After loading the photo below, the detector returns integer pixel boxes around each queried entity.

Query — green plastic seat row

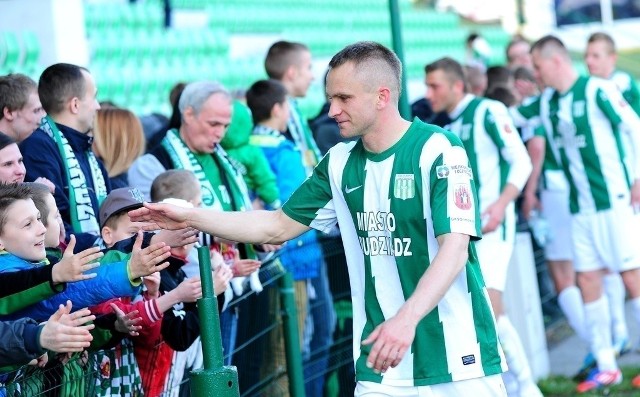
[0,31,40,75]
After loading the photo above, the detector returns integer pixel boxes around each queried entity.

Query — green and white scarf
[287,98,322,176]
[42,116,107,234]
[161,129,252,212]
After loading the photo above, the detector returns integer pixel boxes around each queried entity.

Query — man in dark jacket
[21,63,108,252]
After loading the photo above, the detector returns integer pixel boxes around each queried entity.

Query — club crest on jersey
[454,183,472,210]
[436,165,450,179]
[394,174,415,200]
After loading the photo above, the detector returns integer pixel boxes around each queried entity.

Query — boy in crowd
[94,186,224,396]
[149,170,233,395]
[0,183,171,323]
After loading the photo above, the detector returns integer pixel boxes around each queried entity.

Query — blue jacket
[0,252,139,322]
[250,128,323,280]
[20,123,112,252]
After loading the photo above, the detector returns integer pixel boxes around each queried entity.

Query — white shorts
[540,188,573,261]
[475,211,515,292]
[572,204,640,273]
[355,375,506,397]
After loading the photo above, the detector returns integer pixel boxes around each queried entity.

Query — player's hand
[521,192,540,221]
[128,231,171,279]
[129,203,191,231]
[361,312,416,374]
[631,180,640,211]
[481,200,506,233]
[51,235,102,283]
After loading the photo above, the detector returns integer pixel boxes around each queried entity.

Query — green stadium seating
[0,32,21,74]
[84,0,513,116]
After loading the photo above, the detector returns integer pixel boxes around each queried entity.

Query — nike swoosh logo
[345,185,363,194]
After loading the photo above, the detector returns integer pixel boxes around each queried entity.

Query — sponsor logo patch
[462,355,476,366]
[436,165,450,179]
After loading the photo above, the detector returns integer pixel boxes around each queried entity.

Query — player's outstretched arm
[130,204,309,245]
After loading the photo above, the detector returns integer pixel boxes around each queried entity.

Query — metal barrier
[0,238,356,397]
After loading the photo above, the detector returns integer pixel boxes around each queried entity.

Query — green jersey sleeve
[429,142,482,239]
[282,152,337,233]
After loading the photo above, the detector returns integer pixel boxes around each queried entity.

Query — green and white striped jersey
[282,120,505,386]
[446,94,532,213]
[610,69,640,116]
[511,76,640,214]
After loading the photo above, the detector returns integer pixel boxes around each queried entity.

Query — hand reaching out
[129,203,191,231]
[39,300,95,353]
[213,265,232,296]
[173,278,202,303]
[230,249,261,277]
[128,231,171,279]
[151,227,199,248]
[142,272,161,299]
[110,303,142,336]
[51,235,103,283]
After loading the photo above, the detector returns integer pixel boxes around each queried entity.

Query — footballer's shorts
[540,188,573,261]
[355,374,506,397]
[475,208,515,292]
[572,202,640,273]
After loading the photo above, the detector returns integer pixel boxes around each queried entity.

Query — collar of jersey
[364,119,418,162]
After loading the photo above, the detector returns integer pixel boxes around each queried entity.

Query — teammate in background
[511,35,640,392]
[581,30,636,375]
[425,57,538,397]
[131,41,507,397]
[585,32,640,115]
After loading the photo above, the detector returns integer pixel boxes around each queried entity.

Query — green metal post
[279,272,306,397]
[388,0,410,119]
[189,246,240,397]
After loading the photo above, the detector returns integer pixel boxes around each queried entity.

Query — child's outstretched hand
[142,271,161,299]
[51,235,103,283]
[172,278,202,303]
[213,265,232,297]
[128,231,171,280]
[151,227,199,248]
[39,300,95,353]
[110,303,142,336]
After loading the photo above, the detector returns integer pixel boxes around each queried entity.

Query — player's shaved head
[531,35,571,61]
[328,41,402,102]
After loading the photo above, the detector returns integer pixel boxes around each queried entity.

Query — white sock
[557,286,588,342]
[604,273,628,343]
[584,296,617,371]
[496,316,540,395]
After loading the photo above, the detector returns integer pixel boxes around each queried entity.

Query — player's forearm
[523,137,545,198]
[185,208,302,245]
[396,233,469,326]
